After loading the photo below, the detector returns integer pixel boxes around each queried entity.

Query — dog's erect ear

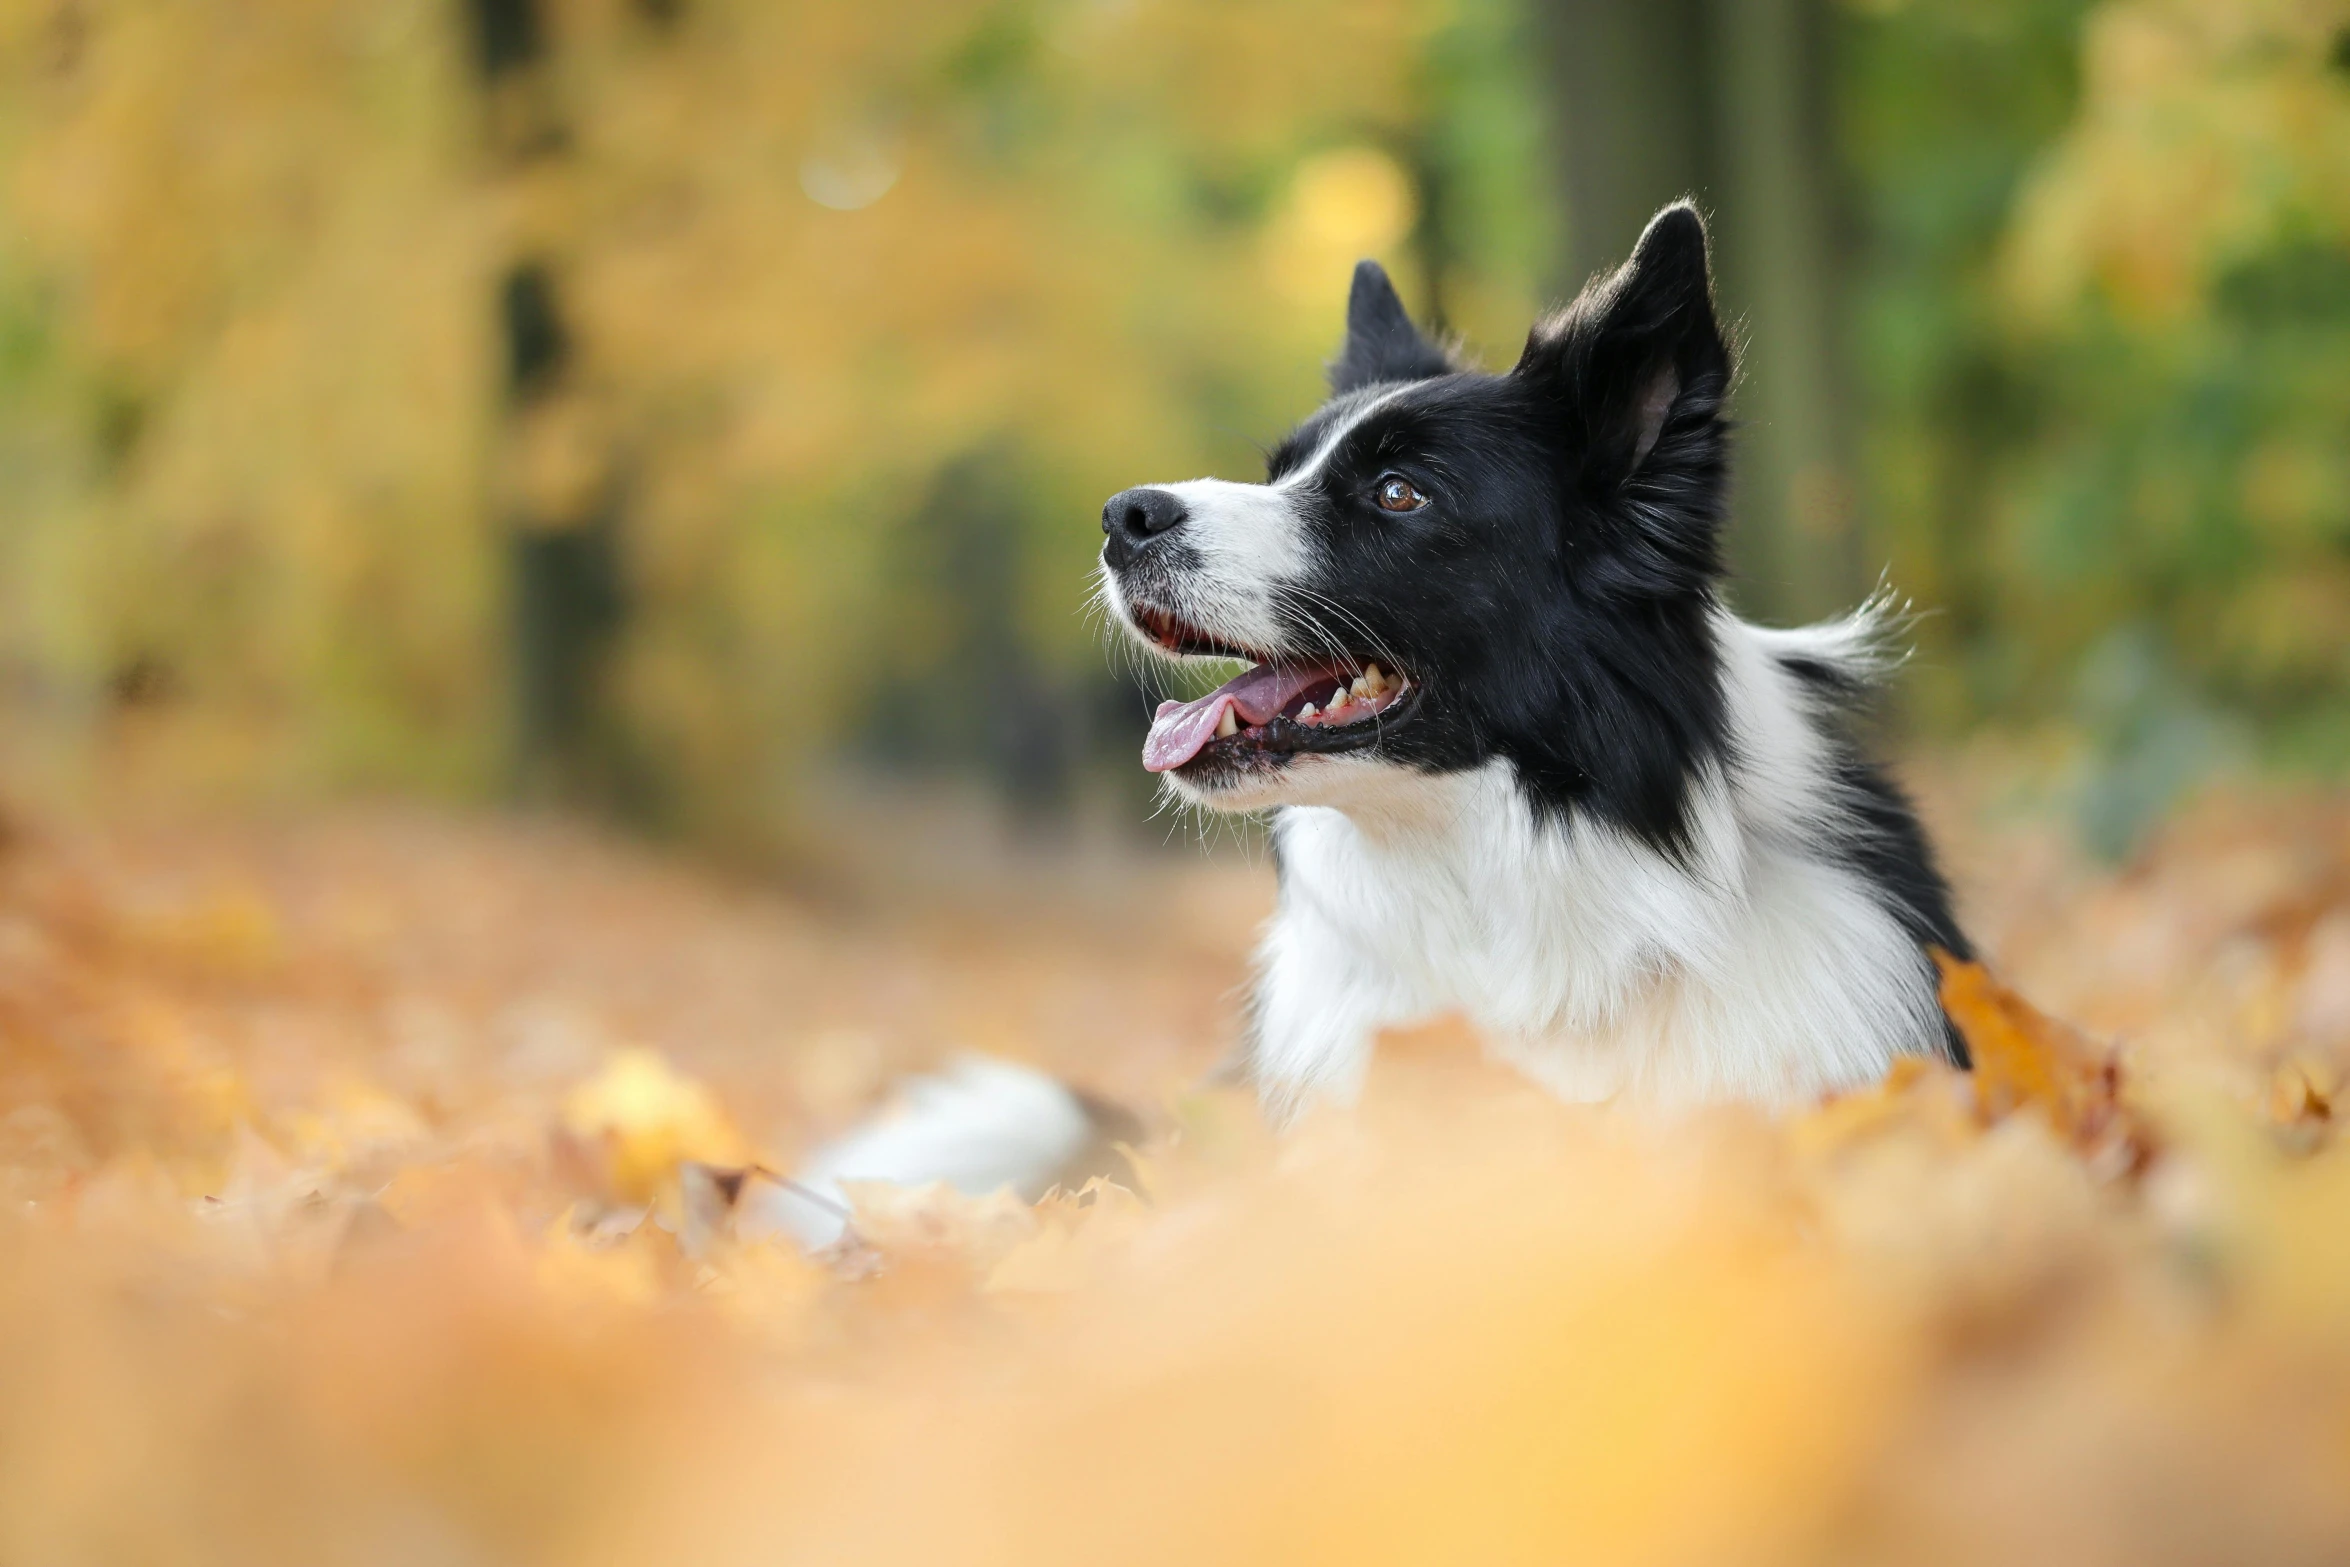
[1512,203,1732,499]
[1329,260,1454,394]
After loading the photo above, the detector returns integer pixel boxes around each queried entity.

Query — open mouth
[1128,605,1417,775]
[1129,603,1263,662]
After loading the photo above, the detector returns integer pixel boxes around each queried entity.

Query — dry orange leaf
[1934,949,2152,1177]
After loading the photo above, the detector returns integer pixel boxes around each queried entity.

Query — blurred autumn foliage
[0,0,2339,846]
[0,0,1550,838]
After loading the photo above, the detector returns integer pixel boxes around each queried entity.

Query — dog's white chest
[1252,761,1941,1115]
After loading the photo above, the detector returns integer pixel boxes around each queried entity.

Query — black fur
[1827,754,1976,1067]
[1329,261,1460,393]
[1778,643,1976,1059]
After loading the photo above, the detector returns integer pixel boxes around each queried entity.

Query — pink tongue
[1143,662,1340,773]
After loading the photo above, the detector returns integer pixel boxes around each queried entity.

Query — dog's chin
[1161,750,1316,813]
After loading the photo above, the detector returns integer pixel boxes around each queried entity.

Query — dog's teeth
[1365,664,1387,694]
[1297,702,1318,722]
[1216,708,1238,738]
[1350,675,1371,700]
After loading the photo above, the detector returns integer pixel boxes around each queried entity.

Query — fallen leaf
[1935,950,2154,1178]
[559,1048,748,1204]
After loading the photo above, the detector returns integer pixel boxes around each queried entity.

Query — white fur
[773,1056,1096,1249]
[1270,384,1415,494]
[1246,603,1944,1120]
[1140,477,1312,652]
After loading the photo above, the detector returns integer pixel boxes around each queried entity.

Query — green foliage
[1850,0,2350,769]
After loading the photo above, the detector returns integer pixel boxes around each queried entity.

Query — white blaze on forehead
[1273,383,1416,493]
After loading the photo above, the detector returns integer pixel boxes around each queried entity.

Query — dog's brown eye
[1375,475,1427,513]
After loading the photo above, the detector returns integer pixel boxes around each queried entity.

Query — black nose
[1100,487,1187,568]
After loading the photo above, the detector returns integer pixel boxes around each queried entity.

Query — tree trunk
[1534,0,1861,623]
[1537,0,1713,288]
[467,0,638,812]
[1707,0,1861,621]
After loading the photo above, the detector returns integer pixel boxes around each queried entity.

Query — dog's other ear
[1329,260,1454,394]
[1513,202,1732,502]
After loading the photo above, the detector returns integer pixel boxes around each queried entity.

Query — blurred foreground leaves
[3,787,2350,1562]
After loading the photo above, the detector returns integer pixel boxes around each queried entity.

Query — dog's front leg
[1244,902,1425,1126]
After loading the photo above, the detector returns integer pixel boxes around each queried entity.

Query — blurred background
[8,9,2350,1560]
[1,0,2343,864]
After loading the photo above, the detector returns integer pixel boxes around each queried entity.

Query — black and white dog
[775,205,1971,1245]
[1099,202,1970,1119]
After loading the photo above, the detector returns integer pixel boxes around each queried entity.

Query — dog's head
[1099,203,1734,844]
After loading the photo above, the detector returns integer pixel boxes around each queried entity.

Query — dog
[776,204,1971,1245]
[1097,202,1970,1121]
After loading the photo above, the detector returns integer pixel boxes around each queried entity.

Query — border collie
[1097,202,1971,1121]
[774,204,1973,1245]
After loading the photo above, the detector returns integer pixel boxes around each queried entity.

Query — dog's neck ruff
[1247,606,1951,1119]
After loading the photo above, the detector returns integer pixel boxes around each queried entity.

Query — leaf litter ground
[3,780,2350,1565]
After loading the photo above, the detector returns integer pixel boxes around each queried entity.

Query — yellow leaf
[559,1048,748,1204]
